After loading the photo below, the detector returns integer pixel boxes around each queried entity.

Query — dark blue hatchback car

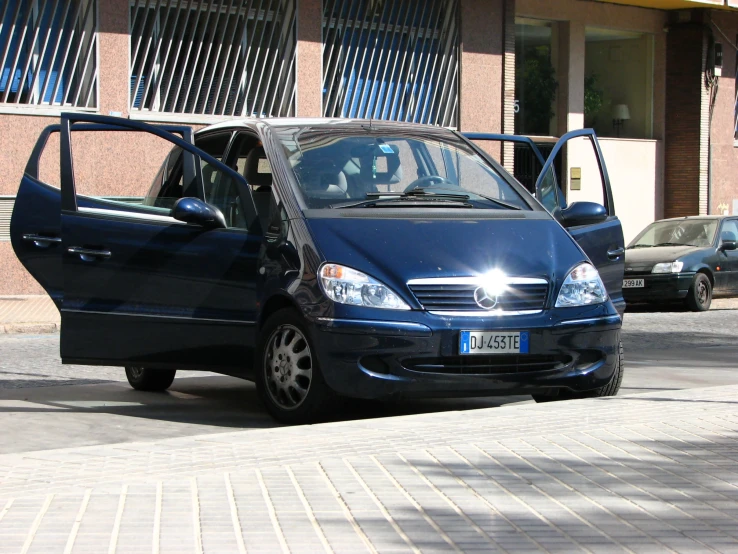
[11,114,625,423]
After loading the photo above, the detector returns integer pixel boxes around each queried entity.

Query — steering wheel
[403,175,456,193]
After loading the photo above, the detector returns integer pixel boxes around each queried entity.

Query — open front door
[57,114,261,372]
[535,129,625,315]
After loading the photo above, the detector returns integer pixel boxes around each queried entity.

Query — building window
[129,0,296,117]
[0,0,97,108]
[322,0,459,127]
[515,18,559,137]
[584,27,654,139]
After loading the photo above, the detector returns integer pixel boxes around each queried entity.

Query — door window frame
[59,113,258,229]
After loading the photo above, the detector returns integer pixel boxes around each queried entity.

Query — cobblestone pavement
[0,385,737,553]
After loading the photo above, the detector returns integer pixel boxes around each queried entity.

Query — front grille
[409,283,549,312]
[403,354,572,375]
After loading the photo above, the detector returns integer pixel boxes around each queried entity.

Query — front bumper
[623,272,694,303]
[308,308,621,400]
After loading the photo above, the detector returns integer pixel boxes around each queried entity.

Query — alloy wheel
[264,324,313,410]
[128,366,145,380]
[696,280,708,306]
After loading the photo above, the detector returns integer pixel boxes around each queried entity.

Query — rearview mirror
[171,197,226,229]
[559,201,608,228]
[721,240,738,252]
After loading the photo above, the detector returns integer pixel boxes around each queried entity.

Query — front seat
[244,147,273,231]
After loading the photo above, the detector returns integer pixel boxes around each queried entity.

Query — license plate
[460,331,529,355]
[623,279,645,288]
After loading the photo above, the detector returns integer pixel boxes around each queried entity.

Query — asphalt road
[0,305,737,455]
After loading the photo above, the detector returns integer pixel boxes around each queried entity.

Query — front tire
[125,367,176,391]
[533,341,624,402]
[685,273,711,312]
[256,309,331,424]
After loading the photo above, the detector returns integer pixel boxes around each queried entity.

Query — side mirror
[559,201,608,228]
[721,240,738,252]
[171,197,226,229]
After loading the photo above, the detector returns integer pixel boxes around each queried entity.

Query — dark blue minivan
[11,114,625,423]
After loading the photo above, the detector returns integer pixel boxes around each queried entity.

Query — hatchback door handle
[23,234,61,248]
[607,247,625,260]
[67,246,111,261]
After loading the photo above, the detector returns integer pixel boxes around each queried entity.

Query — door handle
[607,247,625,260]
[23,234,62,248]
[67,246,111,261]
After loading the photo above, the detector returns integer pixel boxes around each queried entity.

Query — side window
[210,131,267,230]
[142,132,231,212]
[722,220,738,242]
[71,130,195,215]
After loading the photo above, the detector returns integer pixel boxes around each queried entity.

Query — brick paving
[0,385,736,553]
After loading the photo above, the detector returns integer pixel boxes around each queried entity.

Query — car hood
[305,214,586,294]
[625,245,708,269]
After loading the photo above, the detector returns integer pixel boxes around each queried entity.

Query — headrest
[244,147,272,187]
[300,163,348,198]
[722,231,737,242]
[357,143,403,185]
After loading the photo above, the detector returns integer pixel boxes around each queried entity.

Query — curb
[0,322,60,334]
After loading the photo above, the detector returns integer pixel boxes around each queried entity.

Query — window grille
[0,0,97,108]
[130,0,296,117]
[322,0,459,127]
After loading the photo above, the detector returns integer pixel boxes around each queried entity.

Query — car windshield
[273,125,529,211]
[629,219,718,248]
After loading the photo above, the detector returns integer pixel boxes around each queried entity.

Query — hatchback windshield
[274,126,529,210]
[629,219,718,248]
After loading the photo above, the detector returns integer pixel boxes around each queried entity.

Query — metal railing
[0,0,98,108]
[322,0,459,127]
[129,0,296,118]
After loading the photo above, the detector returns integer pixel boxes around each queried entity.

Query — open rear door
[536,129,625,315]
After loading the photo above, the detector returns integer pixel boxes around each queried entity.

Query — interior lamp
[612,104,630,137]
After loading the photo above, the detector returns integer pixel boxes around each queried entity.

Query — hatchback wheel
[256,309,331,424]
[685,273,711,312]
[125,367,176,391]
[533,341,624,402]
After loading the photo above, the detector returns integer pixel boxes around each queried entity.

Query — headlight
[319,263,410,310]
[651,261,684,274]
[555,263,608,307]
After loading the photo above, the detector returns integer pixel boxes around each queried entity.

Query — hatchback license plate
[460,331,529,355]
[623,279,645,288]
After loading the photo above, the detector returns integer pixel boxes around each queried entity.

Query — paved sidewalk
[0,296,59,334]
[0,385,737,553]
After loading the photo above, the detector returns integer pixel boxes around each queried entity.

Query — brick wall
[664,22,706,218]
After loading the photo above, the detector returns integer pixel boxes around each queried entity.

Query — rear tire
[533,341,624,402]
[685,273,712,312]
[256,308,332,424]
[125,367,176,392]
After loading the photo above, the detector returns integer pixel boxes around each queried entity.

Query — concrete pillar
[296,0,323,117]
[98,0,130,116]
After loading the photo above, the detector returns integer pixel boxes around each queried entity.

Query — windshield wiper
[331,189,471,209]
[331,196,472,209]
[652,242,697,247]
[365,190,471,201]
[630,244,652,249]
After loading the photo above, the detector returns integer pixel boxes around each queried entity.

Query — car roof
[198,117,457,134]
[653,215,730,223]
